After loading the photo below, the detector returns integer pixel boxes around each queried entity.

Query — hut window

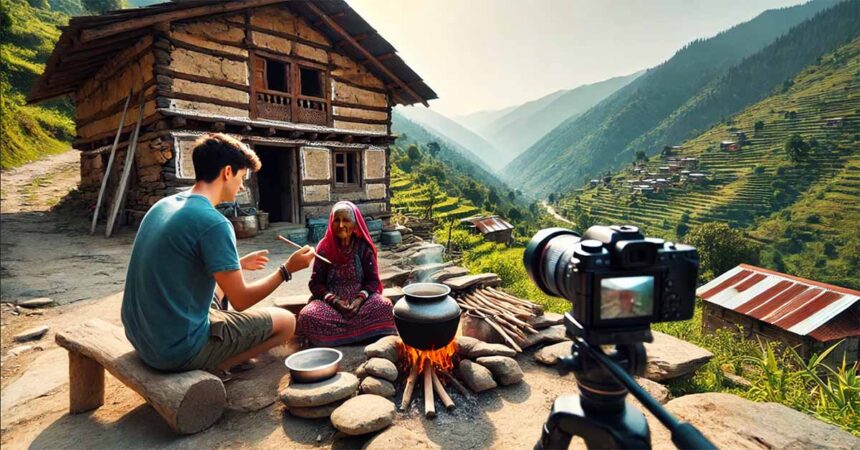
[300,67,323,98]
[265,59,289,93]
[333,151,360,187]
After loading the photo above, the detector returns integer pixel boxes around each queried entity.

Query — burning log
[431,369,455,411]
[423,360,436,418]
[399,363,420,411]
[440,370,472,398]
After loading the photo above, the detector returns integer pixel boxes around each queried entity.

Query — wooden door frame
[251,143,302,224]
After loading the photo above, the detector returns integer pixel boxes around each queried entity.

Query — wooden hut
[460,216,514,244]
[697,264,859,367]
[720,141,740,151]
[28,0,436,230]
[823,117,844,128]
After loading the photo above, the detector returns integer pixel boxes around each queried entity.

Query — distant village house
[28,0,436,231]
[823,117,844,128]
[460,216,514,245]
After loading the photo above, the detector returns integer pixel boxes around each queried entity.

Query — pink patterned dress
[297,239,396,346]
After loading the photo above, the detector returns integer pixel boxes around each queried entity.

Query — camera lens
[524,228,581,298]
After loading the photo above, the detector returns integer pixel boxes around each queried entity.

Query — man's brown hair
[191,133,261,182]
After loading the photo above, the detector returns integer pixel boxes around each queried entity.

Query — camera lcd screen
[599,276,655,320]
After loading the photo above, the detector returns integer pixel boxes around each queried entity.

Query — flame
[398,340,458,374]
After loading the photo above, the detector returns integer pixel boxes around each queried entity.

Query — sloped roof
[462,216,513,234]
[696,264,860,342]
[28,0,437,106]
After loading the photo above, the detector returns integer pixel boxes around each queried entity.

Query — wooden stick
[91,87,132,235]
[484,287,541,311]
[472,309,523,352]
[399,363,420,411]
[423,361,436,418]
[430,369,455,411]
[276,235,333,265]
[440,370,472,398]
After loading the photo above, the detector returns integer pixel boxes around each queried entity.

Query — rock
[458,360,497,392]
[279,372,359,408]
[535,341,573,366]
[462,341,516,358]
[722,372,752,389]
[7,345,33,357]
[0,349,67,414]
[665,393,860,449]
[475,356,523,385]
[331,395,395,435]
[360,376,396,397]
[13,326,49,342]
[455,336,481,356]
[363,425,442,450]
[518,330,546,349]
[443,273,502,291]
[16,298,53,309]
[429,266,470,283]
[380,267,409,288]
[364,358,398,382]
[288,399,346,419]
[539,325,568,343]
[410,262,453,282]
[382,287,405,302]
[530,312,564,330]
[355,362,368,378]
[644,331,713,381]
[635,377,669,404]
[364,335,401,363]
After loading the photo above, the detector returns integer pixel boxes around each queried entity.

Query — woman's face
[333,210,355,242]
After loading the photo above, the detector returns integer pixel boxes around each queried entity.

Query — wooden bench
[55,319,226,434]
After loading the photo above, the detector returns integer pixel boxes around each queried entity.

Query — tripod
[535,314,716,450]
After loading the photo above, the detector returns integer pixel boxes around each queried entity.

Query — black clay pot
[393,283,461,350]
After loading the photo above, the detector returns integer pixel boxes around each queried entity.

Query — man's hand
[240,249,270,271]
[286,246,315,273]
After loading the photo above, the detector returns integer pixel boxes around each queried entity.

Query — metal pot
[393,283,461,350]
[229,215,258,239]
[285,348,342,383]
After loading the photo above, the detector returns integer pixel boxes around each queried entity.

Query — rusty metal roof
[697,264,860,342]
[463,216,513,235]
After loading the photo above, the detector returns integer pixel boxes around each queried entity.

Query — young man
[121,133,315,374]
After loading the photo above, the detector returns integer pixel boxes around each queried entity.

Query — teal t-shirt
[121,192,239,370]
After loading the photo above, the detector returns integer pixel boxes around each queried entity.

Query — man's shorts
[178,308,274,372]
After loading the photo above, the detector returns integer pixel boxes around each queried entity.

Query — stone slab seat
[54,319,226,435]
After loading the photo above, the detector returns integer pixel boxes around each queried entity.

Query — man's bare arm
[213,246,315,311]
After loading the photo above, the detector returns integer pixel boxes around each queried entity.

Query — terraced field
[560,38,860,243]
[389,166,482,221]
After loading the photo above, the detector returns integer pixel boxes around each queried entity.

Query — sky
[347,0,810,117]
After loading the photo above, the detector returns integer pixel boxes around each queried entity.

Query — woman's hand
[240,249,269,270]
[332,296,351,317]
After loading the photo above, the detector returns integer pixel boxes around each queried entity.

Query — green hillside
[505,0,851,195]
[390,166,482,222]
[557,37,860,289]
[1,0,74,169]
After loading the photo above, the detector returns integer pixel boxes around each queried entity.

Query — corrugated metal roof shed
[462,216,513,235]
[697,264,860,342]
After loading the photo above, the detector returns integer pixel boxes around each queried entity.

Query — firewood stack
[454,287,545,352]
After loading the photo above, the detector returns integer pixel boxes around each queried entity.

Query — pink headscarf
[315,201,382,293]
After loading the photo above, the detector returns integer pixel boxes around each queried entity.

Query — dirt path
[541,201,575,226]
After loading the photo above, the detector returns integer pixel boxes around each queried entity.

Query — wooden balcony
[254,89,328,126]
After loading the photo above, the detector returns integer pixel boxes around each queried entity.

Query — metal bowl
[285,348,343,383]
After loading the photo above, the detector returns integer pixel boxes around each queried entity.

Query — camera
[524,225,698,344]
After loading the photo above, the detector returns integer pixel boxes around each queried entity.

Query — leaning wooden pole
[105,89,145,238]
[399,363,420,411]
[423,361,436,418]
[91,88,133,235]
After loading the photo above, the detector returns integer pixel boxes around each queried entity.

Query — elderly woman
[296,201,397,346]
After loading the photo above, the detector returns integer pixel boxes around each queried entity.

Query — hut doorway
[255,145,299,224]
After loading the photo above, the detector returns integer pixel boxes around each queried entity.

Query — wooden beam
[312,11,344,27]
[357,52,395,63]
[304,2,427,107]
[80,0,289,43]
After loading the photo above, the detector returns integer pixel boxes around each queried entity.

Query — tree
[784,133,809,162]
[507,191,516,201]
[635,150,647,162]
[508,207,523,222]
[754,120,765,132]
[548,193,557,204]
[685,222,760,282]
[488,188,500,205]
[82,0,123,14]
[407,144,422,161]
[424,182,441,219]
[427,142,441,158]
